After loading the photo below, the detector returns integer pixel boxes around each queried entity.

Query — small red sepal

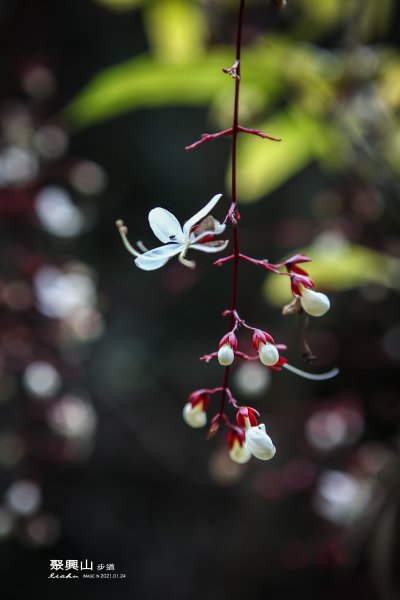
[236,406,260,428]
[290,273,314,297]
[269,356,287,371]
[227,427,246,449]
[280,254,312,268]
[207,415,220,439]
[218,332,238,350]
[252,329,274,351]
[188,389,210,409]
[290,264,310,277]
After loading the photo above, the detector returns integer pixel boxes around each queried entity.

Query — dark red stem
[219,0,245,417]
[237,126,281,142]
[185,128,233,151]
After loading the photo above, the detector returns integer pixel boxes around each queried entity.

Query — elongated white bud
[182,402,207,428]
[229,439,252,464]
[300,288,330,317]
[218,343,234,366]
[245,424,276,461]
[258,342,279,367]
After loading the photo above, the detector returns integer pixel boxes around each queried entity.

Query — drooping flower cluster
[182,390,276,464]
[184,268,336,463]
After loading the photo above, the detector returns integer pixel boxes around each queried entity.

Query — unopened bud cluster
[183,392,277,464]
[183,253,335,465]
[215,328,282,369]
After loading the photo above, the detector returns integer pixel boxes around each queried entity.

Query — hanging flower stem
[218,0,246,418]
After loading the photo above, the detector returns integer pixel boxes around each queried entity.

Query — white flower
[245,424,276,461]
[117,194,228,271]
[182,402,207,428]
[229,439,252,464]
[258,342,279,367]
[300,287,330,317]
[218,343,235,366]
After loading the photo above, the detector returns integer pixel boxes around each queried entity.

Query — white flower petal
[135,257,169,271]
[148,208,184,244]
[218,343,234,366]
[191,240,229,253]
[134,244,182,271]
[229,440,252,464]
[245,424,276,461]
[300,288,330,317]
[183,194,223,236]
[259,342,279,367]
[213,222,226,235]
[182,403,207,428]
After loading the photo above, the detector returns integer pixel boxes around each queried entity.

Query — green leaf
[263,240,400,307]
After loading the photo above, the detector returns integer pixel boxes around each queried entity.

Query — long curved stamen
[283,363,339,381]
[179,240,195,269]
[136,240,149,253]
[116,220,141,257]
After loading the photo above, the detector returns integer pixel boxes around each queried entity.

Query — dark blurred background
[0,0,400,598]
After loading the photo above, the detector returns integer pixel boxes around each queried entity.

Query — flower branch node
[185,126,281,152]
[185,129,233,151]
[222,59,240,80]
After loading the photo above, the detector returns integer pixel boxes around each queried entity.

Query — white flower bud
[218,343,234,366]
[300,288,330,317]
[258,342,279,366]
[245,424,276,461]
[229,439,252,464]
[182,402,207,428]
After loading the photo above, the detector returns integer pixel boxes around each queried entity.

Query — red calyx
[227,427,246,449]
[252,329,274,351]
[277,254,315,297]
[188,389,210,409]
[236,406,260,428]
[290,273,314,297]
[218,332,238,350]
[269,356,288,371]
[280,254,312,269]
